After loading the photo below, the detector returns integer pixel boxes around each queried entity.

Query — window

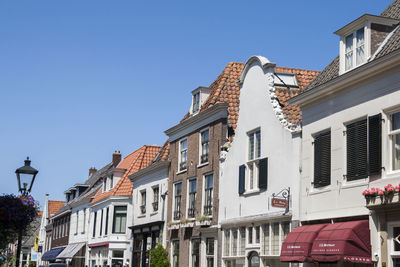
[110,174,114,189]
[344,28,365,71]
[112,206,127,234]
[93,212,97,238]
[242,129,268,193]
[390,226,400,267]
[204,174,213,216]
[75,211,79,234]
[140,190,146,214]
[100,209,103,236]
[152,187,159,212]
[174,183,182,220]
[200,129,209,164]
[232,229,238,256]
[239,228,246,256]
[206,238,214,267]
[172,240,179,267]
[346,114,381,181]
[263,224,270,255]
[191,239,200,267]
[188,179,197,218]
[105,207,109,235]
[255,226,260,244]
[224,230,230,256]
[281,222,290,246]
[192,92,200,114]
[82,208,86,233]
[271,223,280,255]
[313,130,331,188]
[179,139,188,171]
[390,112,400,170]
[248,227,253,244]
[103,178,107,192]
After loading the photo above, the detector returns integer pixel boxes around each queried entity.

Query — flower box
[180,222,194,228]
[366,192,400,207]
[195,220,211,226]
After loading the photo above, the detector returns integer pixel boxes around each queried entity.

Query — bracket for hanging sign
[271,187,290,214]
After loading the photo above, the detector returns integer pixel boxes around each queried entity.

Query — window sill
[150,211,158,216]
[137,214,146,218]
[243,189,260,196]
[197,162,209,168]
[309,186,331,195]
[342,178,369,189]
[176,169,187,175]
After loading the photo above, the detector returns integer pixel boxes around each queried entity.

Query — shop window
[232,229,238,256]
[206,238,214,267]
[224,230,230,256]
[239,227,246,256]
[263,224,270,255]
[271,223,280,255]
[172,240,179,267]
[191,239,200,267]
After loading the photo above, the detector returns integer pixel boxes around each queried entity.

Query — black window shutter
[314,131,331,187]
[258,157,268,190]
[347,119,368,181]
[239,165,245,195]
[368,113,382,175]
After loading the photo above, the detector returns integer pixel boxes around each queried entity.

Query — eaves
[289,48,400,107]
[129,160,170,183]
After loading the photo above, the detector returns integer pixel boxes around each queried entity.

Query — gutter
[289,48,400,106]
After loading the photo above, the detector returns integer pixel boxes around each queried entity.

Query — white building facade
[219,56,315,267]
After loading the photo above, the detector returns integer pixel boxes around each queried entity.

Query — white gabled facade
[130,159,169,267]
[218,56,302,267]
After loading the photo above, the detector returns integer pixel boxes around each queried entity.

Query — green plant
[180,218,190,224]
[149,243,170,267]
[196,215,211,222]
[29,260,37,267]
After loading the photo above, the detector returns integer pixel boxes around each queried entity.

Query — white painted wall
[132,166,169,247]
[299,65,400,264]
[219,56,301,223]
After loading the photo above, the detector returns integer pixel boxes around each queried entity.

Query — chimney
[89,167,97,178]
[113,151,122,167]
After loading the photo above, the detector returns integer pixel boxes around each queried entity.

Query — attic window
[345,28,365,71]
[192,92,200,114]
[273,73,298,87]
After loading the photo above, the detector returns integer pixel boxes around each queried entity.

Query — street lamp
[15,157,38,194]
[15,157,39,267]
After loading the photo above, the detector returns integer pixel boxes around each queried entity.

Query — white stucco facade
[218,56,301,267]
[298,60,400,267]
[89,196,133,267]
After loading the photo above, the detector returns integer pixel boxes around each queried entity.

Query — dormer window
[192,92,200,114]
[190,87,212,115]
[336,14,399,74]
[344,28,365,71]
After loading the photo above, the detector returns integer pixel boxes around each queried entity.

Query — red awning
[311,220,372,264]
[88,242,109,248]
[280,223,328,262]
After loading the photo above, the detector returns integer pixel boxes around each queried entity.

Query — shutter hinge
[343,130,347,136]
[342,174,347,180]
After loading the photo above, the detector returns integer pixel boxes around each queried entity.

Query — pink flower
[378,190,384,196]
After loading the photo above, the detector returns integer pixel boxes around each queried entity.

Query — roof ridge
[275,66,321,72]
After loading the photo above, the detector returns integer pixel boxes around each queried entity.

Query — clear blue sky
[0,0,393,207]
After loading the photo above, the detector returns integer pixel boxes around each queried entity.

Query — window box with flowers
[363,184,400,207]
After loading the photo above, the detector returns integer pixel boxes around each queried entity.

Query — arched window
[248,251,260,267]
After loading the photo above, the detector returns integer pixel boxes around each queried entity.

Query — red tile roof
[48,200,66,219]
[181,62,244,131]
[91,145,161,203]
[274,67,320,124]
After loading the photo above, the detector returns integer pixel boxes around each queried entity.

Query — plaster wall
[219,58,301,224]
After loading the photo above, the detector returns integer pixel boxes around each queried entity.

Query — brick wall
[167,117,227,266]
[51,213,70,248]
[371,23,394,56]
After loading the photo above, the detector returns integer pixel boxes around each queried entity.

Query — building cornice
[129,160,170,183]
[289,48,400,107]
[164,103,228,142]
[90,195,131,208]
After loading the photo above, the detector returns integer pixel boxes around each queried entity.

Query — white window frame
[260,221,290,256]
[388,223,400,267]
[187,178,197,219]
[173,182,182,221]
[202,173,214,217]
[152,185,159,212]
[140,190,146,214]
[178,138,188,172]
[192,92,200,114]
[75,211,79,235]
[388,110,400,173]
[82,208,86,234]
[246,128,261,193]
[199,128,210,166]
[171,239,180,267]
[189,238,201,267]
[339,23,370,74]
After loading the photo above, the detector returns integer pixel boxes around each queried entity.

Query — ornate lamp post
[15,157,38,267]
